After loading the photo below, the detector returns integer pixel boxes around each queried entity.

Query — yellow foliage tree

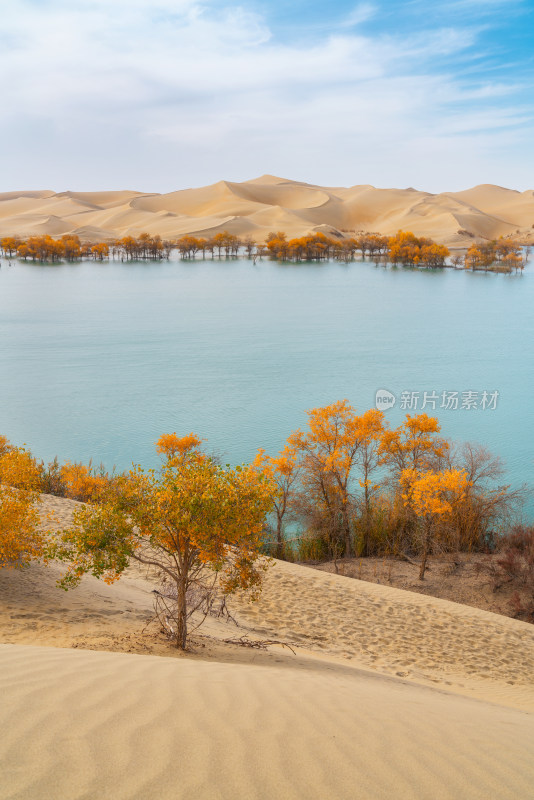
[379,414,449,552]
[1,237,21,258]
[0,442,43,569]
[400,468,470,579]
[54,435,276,649]
[388,231,449,267]
[289,400,364,557]
[91,243,109,261]
[254,444,301,558]
[354,409,386,555]
[379,413,448,475]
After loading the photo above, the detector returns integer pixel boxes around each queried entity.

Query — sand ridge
[1,176,533,246]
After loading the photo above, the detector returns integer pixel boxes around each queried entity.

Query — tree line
[0,232,240,262]
[1,231,528,271]
[1,234,111,262]
[253,402,524,571]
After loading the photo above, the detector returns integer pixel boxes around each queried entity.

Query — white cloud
[343,3,377,27]
[0,0,531,192]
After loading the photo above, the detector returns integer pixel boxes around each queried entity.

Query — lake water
[1,255,533,518]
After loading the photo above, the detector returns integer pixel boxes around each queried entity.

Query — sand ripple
[1,643,534,800]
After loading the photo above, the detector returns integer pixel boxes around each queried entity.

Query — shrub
[39,456,68,496]
[491,525,534,621]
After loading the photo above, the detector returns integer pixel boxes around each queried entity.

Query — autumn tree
[0,440,43,569]
[464,242,499,270]
[267,232,343,262]
[387,231,422,265]
[289,400,364,558]
[137,232,152,258]
[279,403,387,559]
[115,236,139,260]
[91,243,109,261]
[1,237,21,258]
[266,231,289,260]
[420,243,450,268]
[61,235,82,261]
[16,243,31,260]
[242,237,256,258]
[212,231,240,257]
[379,414,448,476]
[495,238,515,262]
[356,234,389,262]
[353,409,386,555]
[493,239,524,272]
[200,238,213,258]
[464,244,483,270]
[502,251,523,272]
[444,443,524,552]
[379,414,449,553]
[400,468,469,579]
[212,232,225,257]
[254,444,300,558]
[388,231,449,267]
[176,235,203,259]
[54,434,275,649]
[339,237,359,261]
[15,235,64,262]
[354,234,370,260]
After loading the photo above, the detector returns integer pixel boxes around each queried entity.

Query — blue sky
[0,0,532,192]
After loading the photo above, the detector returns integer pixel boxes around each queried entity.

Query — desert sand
[1,177,533,247]
[313,552,528,621]
[1,494,534,799]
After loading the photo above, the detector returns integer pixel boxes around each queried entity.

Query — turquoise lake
[1,255,533,517]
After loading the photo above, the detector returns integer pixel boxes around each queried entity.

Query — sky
[1,0,533,193]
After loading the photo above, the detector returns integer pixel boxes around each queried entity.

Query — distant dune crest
[1,176,533,246]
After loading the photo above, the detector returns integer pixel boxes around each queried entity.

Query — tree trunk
[419,524,431,580]
[362,514,370,558]
[276,517,284,560]
[175,577,188,650]
[362,483,371,557]
[342,506,353,559]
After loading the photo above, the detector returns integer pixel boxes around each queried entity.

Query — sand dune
[447,185,534,228]
[1,494,534,798]
[1,176,533,246]
[2,643,534,800]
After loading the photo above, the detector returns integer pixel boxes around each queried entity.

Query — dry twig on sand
[222,635,296,655]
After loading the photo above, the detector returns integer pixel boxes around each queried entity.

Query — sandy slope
[1,494,534,799]
[1,176,533,246]
[2,643,534,800]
